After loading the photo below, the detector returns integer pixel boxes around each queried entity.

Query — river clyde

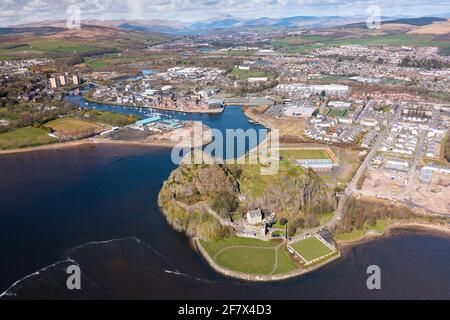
[0,99,449,299]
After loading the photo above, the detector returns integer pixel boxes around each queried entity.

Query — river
[0,97,449,299]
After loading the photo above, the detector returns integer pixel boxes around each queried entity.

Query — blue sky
[0,0,449,26]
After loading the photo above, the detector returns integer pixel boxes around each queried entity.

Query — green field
[280,148,331,160]
[0,40,99,56]
[0,126,56,149]
[200,237,298,275]
[327,109,348,118]
[45,117,102,137]
[89,111,139,126]
[290,236,334,263]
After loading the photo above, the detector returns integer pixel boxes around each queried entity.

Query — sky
[0,0,449,26]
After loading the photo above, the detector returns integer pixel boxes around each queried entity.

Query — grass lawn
[334,229,365,241]
[0,126,56,149]
[273,247,298,275]
[90,111,139,126]
[290,236,334,262]
[200,237,298,275]
[280,148,331,160]
[215,246,276,274]
[45,117,102,137]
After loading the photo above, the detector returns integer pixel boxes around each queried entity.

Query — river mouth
[1,98,449,299]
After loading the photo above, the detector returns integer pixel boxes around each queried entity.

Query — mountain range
[10,14,450,34]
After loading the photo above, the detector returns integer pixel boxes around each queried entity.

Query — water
[0,98,449,299]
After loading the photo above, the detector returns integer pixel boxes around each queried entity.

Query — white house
[246,209,263,225]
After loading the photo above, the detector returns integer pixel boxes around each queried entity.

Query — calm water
[0,99,449,299]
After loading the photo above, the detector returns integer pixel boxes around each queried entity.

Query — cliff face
[159,163,240,206]
[158,162,239,241]
[244,168,333,218]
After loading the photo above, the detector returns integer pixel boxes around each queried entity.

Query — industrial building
[296,159,335,171]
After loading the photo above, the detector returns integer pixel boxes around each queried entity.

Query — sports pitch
[290,236,335,263]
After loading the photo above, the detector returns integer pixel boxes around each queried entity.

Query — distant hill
[344,17,447,29]
[382,17,447,26]
[116,15,374,34]
[8,15,448,35]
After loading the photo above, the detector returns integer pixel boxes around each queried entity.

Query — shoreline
[194,238,342,282]
[337,221,450,248]
[83,95,225,114]
[0,122,213,156]
[192,221,450,282]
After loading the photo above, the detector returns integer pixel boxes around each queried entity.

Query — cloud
[0,0,449,26]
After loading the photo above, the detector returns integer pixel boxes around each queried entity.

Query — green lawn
[215,246,276,274]
[290,236,334,262]
[334,229,365,241]
[280,148,331,160]
[0,126,56,149]
[90,111,139,126]
[200,237,298,275]
[273,247,298,275]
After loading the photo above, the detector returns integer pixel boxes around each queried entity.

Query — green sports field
[290,236,335,263]
[327,109,348,118]
[280,148,331,160]
[200,237,298,275]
